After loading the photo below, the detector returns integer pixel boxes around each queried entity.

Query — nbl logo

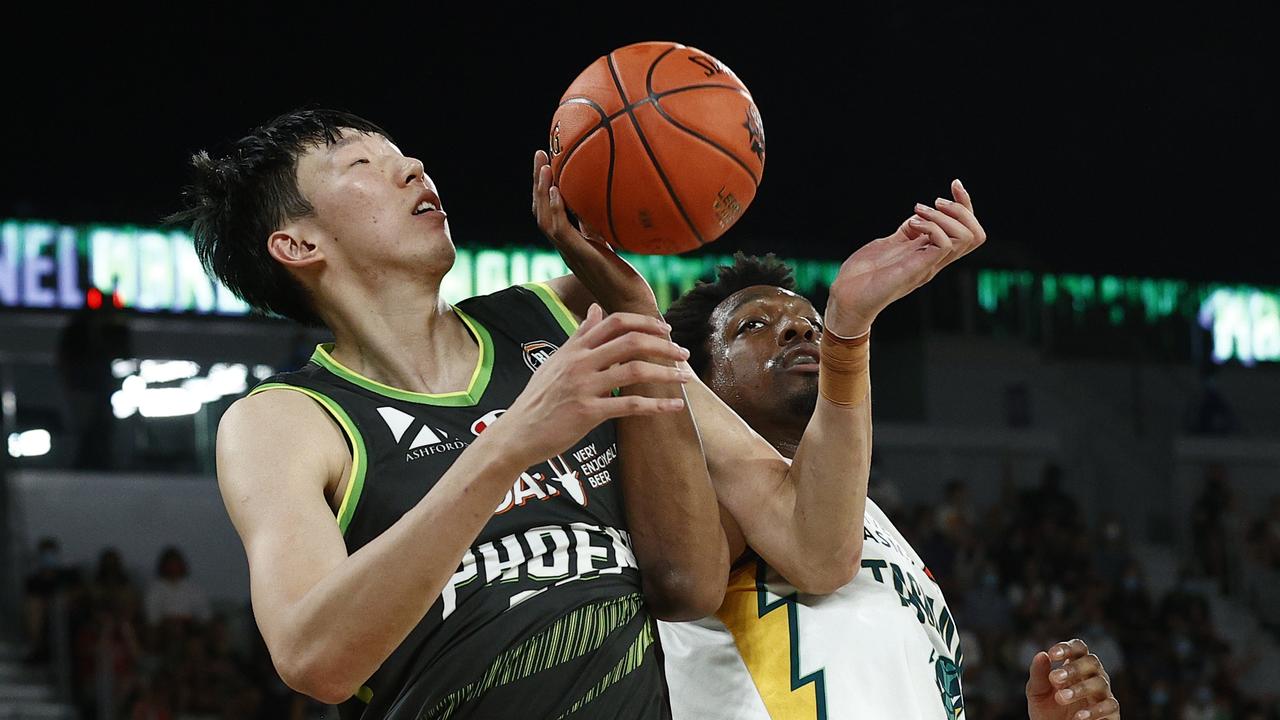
[522,340,559,373]
[743,105,765,163]
[550,121,563,157]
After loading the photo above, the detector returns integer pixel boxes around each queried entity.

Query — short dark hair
[156,546,188,579]
[165,108,392,325]
[665,252,798,377]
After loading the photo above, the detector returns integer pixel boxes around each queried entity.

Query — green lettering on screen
[0,219,841,318]
[978,269,1280,365]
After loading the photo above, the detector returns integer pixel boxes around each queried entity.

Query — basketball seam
[555,98,607,172]
[552,96,620,245]
[606,50,706,247]
[558,84,753,132]
[650,101,760,188]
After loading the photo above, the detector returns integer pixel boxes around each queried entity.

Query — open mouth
[410,190,446,218]
[779,344,820,372]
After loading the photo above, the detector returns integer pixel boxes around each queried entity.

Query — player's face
[294,129,454,280]
[704,285,822,430]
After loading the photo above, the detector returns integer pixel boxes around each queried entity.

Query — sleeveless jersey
[657,498,965,720]
[250,283,668,720]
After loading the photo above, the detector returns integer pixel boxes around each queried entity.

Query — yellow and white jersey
[657,498,965,720]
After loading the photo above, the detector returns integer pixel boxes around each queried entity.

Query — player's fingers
[590,331,690,370]
[578,311,674,349]
[913,203,973,250]
[564,303,604,342]
[1049,654,1106,688]
[532,149,548,191]
[951,178,974,214]
[1048,639,1089,663]
[931,197,986,256]
[907,216,954,255]
[593,360,694,394]
[892,215,924,242]
[1026,651,1054,697]
[532,150,549,216]
[1056,675,1112,706]
[1073,696,1121,720]
[592,394,686,420]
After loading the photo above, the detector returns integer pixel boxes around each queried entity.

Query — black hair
[165,108,392,325]
[155,546,188,579]
[664,252,798,377]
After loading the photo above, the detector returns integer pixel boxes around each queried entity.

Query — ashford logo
[376,407,468,461]
[522,340,559,373]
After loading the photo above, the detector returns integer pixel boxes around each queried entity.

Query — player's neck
[322,283,478,395]
[768,434,800,460]
[755,418,803,460]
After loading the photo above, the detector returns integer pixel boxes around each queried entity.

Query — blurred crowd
[22,541,326,720]
[19,460,1280,719]
[871,461,1280,720]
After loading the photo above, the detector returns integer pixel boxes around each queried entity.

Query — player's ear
[267,225,324,269]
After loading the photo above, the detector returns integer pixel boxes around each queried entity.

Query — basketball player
[168,108,733,719]
[655,252,1122,720]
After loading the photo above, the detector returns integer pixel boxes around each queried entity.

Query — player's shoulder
[218,387,344,459]
[456,280,581,335]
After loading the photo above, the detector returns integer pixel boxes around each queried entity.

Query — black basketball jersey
[249,283,669,720]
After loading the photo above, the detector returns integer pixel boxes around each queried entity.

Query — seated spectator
[91,547,142,623]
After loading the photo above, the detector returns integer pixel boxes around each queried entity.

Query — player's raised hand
[822,179,986,337]
[531,149,658,314]
[499,303,693,463]
[1026,639,1121,720]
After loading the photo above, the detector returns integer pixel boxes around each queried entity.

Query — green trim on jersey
[309,308,494,407]
[523,282,580,336]
[354,685,373,704]
[422,593,646,720]
[554,612,655,719]
[248,383,368,535]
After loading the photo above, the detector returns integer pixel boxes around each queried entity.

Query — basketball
[548,41,765,255]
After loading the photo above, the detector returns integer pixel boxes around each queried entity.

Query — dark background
[4,3,1278,283]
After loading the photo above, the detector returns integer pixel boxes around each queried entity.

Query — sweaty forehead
[297,130,398,170]
[326,129,398,155]
[710,285,816,329]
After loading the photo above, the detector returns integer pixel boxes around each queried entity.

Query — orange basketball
[548,41,765,255]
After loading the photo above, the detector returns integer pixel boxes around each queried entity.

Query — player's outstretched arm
[1026,639,1121,720]
[217,306,690,704]
[688,182,987,593]
[533,150,729,621]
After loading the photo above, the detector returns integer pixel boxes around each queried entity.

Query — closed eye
[349,158,370,167]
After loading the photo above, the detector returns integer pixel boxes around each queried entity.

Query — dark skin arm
[534,151,728,621]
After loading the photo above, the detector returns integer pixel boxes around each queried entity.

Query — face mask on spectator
[38,548,60,569]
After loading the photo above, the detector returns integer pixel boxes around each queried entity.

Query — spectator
[1021,461,1080,529]
[144,547,210,661]
[23,536,78,663]
[936,478,975,542]
[1189,463,1247,594]
[91,548,141,622]
[55,303,132,470]
[1187,363,1240,436]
